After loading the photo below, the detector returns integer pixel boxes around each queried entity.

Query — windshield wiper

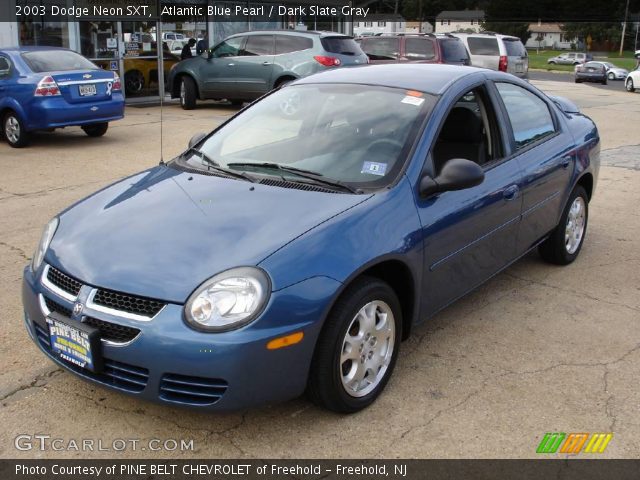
[227,162,360,194]
[183,148,256,183]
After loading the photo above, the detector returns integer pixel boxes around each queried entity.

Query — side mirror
[207,49,215,60]
[188,132,207,149]
[420,158,484,198]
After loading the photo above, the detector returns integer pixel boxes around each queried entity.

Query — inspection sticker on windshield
[401,96,425,106]
[361,162,388,176]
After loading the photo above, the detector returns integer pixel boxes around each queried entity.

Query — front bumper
[23,265,340,411]
[25,94,125,131]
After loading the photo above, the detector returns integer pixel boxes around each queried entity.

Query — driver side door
[416,83,524,315]
[200,36,245,98]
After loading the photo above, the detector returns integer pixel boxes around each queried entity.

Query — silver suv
[169,30,368,109]
[452,32,528,78]
[548,52,593,65]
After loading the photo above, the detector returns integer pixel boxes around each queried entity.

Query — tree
[481,21,531,43]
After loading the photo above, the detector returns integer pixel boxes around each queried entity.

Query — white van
[453,32,528,78]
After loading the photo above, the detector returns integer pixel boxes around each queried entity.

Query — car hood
[47,166,371,303]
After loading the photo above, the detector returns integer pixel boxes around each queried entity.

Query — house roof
[356,13,405,21]
[528,23,563,33]
[435,10,485,20]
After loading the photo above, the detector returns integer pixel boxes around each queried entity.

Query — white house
[435,10,484,34]
[353,14,406,36]
[526,22,573,50]
[405,21,434,34]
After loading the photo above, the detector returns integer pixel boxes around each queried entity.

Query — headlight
[31,217,58,272]
[184,267,270,332]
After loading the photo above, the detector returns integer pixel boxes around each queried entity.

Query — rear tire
[539,186,589,265]
[548,61,556,65]
[608,72,615,80]
[3,111,29,148]
[82,122,109,137]
[627,78,636,92]
[179,76,197,110]
[307,276,402,413]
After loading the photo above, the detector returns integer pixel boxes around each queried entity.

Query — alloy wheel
[180,81,186,106]
[627,79,635,92]
[565,197,586,254]
[5,115,20,144]
[340,300,395,398]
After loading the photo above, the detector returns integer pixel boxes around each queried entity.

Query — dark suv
[169,30,368,109]
[357,33,470,66]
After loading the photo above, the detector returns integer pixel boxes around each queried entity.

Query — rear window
[275,35,313,54]
[439,39,470,63]
[503,39,527,57]
[22,50,98,72]
[321,37,363,56]
[467,37,499,56]
[360,37,400,60]
[404,38,436,60]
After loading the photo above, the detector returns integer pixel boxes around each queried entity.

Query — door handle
[227,63,235,67]
[561,156,572,169]
[262,61,270,66]
[503,185,520,201]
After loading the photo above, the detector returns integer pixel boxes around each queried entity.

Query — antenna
[158,17,165,165]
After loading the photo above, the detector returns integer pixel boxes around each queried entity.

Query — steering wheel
[360,138,404,163]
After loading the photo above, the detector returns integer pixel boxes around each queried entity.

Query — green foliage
[481,22,531,43]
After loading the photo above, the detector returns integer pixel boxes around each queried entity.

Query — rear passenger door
[492,81,575,253]
[234,35,275,96]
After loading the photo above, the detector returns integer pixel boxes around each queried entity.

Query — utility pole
[619,0,630,56]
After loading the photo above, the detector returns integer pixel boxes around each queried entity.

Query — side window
[212,37,244,58]
[404,38,436,60]
[495,83,556,150]
[467,37,499,55]
[275,35,313,55]
[359,38,399,60]
[432,87,501,174]
[0,57,10,77]
[240,35,275,56]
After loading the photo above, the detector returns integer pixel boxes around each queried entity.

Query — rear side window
[439,39,469,63]
[360,37,399,60]
[22,50,97,72]
[496,83,556,150]
[275,35,313,54]
[467,37,499,55]
[321,37,363,56]
[241,35,274,56]
[404,38,436,60]
[503,39,526,57]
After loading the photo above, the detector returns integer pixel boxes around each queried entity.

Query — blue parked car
[22,64,599,412]
[0,47,124,147]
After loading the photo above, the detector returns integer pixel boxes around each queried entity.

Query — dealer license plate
[515,64,524,73]
[79,84,97,96]
[47,316,102,372]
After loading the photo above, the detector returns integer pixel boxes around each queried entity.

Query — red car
[357,33,470,66]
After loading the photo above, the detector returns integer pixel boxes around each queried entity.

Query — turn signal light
[267,332,304,350]
[34,76,61,96]
[314,55,341,67]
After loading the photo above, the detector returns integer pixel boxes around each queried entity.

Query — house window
[355,22,359,27]
[378,21,386,27]
[471,20,475,25]
[364,21,373,27]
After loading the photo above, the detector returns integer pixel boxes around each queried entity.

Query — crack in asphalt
[0,241,30,261]
[0,179,112,202]
[1,368,63,404]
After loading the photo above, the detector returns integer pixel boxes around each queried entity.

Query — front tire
[81,122,108,137]
[627,78,636,92]
[3,111,29,148]
[539,186,589,265]
[307,276,402,413]
[179,76,197,110]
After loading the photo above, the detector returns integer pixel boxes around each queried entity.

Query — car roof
[294,64,486,95]
[229,30,350,38]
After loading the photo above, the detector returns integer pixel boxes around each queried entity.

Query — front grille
[47,266,82,297]
[44,296,72,318]
[93,288,165,318]
[160,373,228,406]
[83,317,140,344]
[33,322,149,393]
[259,178,340,194]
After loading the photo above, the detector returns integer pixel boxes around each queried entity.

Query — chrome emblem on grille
[83,74,92,79]
[73,302,83,316]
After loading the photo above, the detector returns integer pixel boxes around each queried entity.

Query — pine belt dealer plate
[79,84,97,96]
[46,314,102,372]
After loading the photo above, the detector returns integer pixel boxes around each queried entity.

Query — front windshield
[190,84,433,189]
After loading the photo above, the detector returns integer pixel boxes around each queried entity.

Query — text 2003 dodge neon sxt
[23,64,599,412]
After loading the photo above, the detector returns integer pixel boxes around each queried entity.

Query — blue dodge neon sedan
[22,64,599,412]
[0,47,124,147]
